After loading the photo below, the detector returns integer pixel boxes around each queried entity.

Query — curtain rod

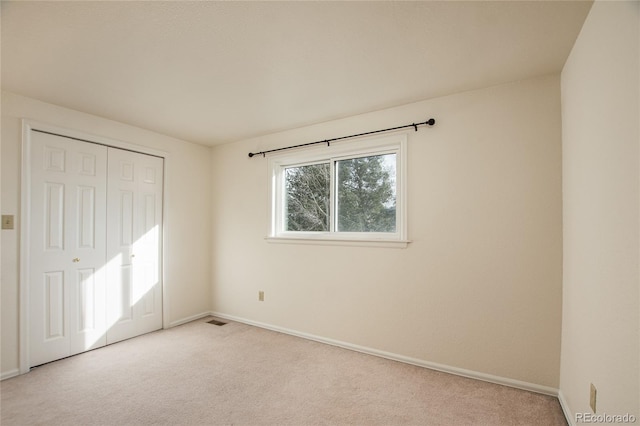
[248,118,436,158]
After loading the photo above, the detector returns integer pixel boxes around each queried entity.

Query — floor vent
[207,319,227,326]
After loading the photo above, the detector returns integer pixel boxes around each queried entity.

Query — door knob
[72,258,80,263]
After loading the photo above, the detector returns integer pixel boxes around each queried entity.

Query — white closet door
[106,148,163,344]
[29,131,108,367]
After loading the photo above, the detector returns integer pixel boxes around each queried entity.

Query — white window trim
[266,133,409,248]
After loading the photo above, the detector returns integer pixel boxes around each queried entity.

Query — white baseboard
[558,390,575,426]
[1,368,20,381]
[210,311,559,397]
[168,311,213,328]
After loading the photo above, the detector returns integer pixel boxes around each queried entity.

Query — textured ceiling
[1,1,592,146]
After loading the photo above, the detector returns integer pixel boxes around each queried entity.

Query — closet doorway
[23,125,165,368]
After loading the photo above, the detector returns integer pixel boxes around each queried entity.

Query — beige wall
[1,91,213,377]
[560,0,640,421]
[211,75,564,388]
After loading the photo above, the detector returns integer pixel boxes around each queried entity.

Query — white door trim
[19,119,171,374]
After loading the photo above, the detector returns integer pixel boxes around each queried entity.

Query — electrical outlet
[590,383,597,413]
[258,291,264,302]
[2,215,15,230]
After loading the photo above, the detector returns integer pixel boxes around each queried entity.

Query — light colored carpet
[1,317,567,425]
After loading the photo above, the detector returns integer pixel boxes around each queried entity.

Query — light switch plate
[2,215,15,230]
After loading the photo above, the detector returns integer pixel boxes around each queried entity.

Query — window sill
[265,236,410,249]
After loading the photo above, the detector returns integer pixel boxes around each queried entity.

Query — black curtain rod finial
[427,118,435,126]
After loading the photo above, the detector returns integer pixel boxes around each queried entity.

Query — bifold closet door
[105,148,163,344]
[29,131,164,367]
[29,131,108,367]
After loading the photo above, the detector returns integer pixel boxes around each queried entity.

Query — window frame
[267,133,408,248]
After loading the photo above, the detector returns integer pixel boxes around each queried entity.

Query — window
[268,134,408,247]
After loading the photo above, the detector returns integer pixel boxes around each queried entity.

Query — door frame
[19,119,170,374]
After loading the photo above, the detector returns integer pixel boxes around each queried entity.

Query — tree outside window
[284,154,396,233]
